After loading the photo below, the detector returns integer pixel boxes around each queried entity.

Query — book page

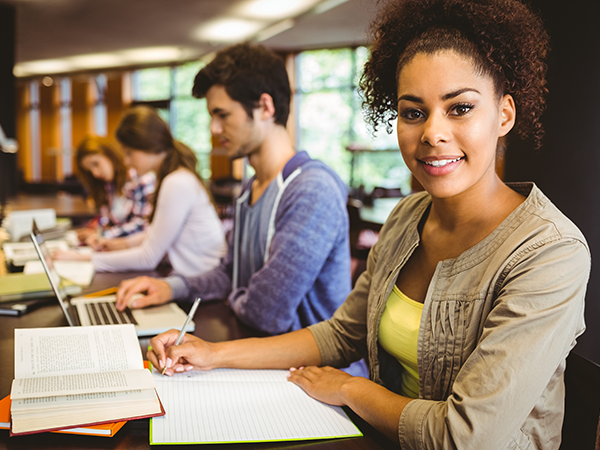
[11,388,157,414]
[14,324,143,379]
[151,369,361,444]
[10,369,155,399]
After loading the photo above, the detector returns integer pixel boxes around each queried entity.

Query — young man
[116,43,351,335]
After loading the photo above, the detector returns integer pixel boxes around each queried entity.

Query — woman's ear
[499,94,516,138]
[257,93,276,121]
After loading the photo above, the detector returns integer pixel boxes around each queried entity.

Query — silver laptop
[30,221,195,337]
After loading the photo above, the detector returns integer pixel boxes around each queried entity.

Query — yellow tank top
[378,285,423,399]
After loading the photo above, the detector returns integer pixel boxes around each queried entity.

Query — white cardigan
[92,168,225,277]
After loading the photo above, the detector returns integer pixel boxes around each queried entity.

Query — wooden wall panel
[15,83,32,181]
[39,83,60,181]
[106,73,127,143]
[70,77,93,167]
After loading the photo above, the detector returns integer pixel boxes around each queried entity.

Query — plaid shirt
[101,169,156,238]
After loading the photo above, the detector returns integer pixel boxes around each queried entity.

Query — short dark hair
[360,0,550,149]
[192,43,291,126]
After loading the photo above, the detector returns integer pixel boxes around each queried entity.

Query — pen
[161,297,201,375]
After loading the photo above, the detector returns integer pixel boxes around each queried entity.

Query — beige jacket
[309,183,589,449]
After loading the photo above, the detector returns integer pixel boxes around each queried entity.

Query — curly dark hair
[192,43,291,127]
[360,0,550,149]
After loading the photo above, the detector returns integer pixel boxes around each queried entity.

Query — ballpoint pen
[161,297,201,375]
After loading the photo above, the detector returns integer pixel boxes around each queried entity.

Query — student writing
[56,107,226,277]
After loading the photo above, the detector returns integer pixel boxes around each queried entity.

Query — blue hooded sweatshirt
[165,151,351,335]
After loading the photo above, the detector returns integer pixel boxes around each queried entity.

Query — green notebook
[0,272,53,303]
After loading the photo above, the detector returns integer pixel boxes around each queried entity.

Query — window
[295,47,411,195]
[132,62,212,179]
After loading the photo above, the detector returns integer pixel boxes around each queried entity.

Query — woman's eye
[400,108,425,120]
[451,103,474,116]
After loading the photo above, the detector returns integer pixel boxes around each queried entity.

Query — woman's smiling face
[396,50,515,200]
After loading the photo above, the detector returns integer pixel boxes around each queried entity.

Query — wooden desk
[3,193,96,225]
[0,272,392,449]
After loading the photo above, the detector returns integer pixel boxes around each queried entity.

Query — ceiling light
[313,0,351,15]
[119,47,183,63]
[69,53,124,70]
[13,46,190,77]
[235,0,320,20]
[194,18,264,43]
[256,19,295,41]
[14,59,73,77]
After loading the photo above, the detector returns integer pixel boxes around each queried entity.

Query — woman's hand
[87,236,130,252]
[84,233,100,250]
[52,249,92,261]
[287,366,354,406]
[98,237,130,251]
[147,329,217,376]
[76,227,96,242]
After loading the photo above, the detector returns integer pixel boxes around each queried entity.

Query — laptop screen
[29,220,75,326]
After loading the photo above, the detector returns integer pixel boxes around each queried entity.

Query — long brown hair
[115,106,209,222]
[75,135,128,210]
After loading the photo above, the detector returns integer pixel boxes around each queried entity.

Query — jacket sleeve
[399,236,589,449]
[227,170,349,334]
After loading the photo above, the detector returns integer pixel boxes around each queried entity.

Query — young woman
[58,106,226,277]
[75,135,155,250]
[145,0,590,447]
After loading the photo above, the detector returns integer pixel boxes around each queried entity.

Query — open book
[10,324,164,436]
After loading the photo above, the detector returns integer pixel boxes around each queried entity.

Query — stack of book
[5,324,164,436]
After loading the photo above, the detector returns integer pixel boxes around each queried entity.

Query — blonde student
[57,107,225,277]
[146,0,590,448]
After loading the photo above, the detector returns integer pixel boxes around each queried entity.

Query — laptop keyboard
[84,301,138,326]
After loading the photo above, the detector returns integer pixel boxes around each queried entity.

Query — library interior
[1,0,600,449]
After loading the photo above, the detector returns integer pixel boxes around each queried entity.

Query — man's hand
[116,276,171,311]
[147,330,216,376]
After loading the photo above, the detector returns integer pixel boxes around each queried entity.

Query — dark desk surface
[4,193,96,224]
[0,272,392,449]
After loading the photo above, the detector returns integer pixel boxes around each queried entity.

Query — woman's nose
[421,113,450,146]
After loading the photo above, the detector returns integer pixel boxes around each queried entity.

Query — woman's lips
[420,157,464,176]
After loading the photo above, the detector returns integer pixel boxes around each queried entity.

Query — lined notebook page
[150,369,362,444]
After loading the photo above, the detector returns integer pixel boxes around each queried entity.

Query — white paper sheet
[150,368,362,444]
[24,259,95,286]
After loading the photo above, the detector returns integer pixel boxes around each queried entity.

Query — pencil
[83,286,118,298]
[161,297,201,375]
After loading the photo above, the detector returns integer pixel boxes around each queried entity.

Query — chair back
[561,352,600,449]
